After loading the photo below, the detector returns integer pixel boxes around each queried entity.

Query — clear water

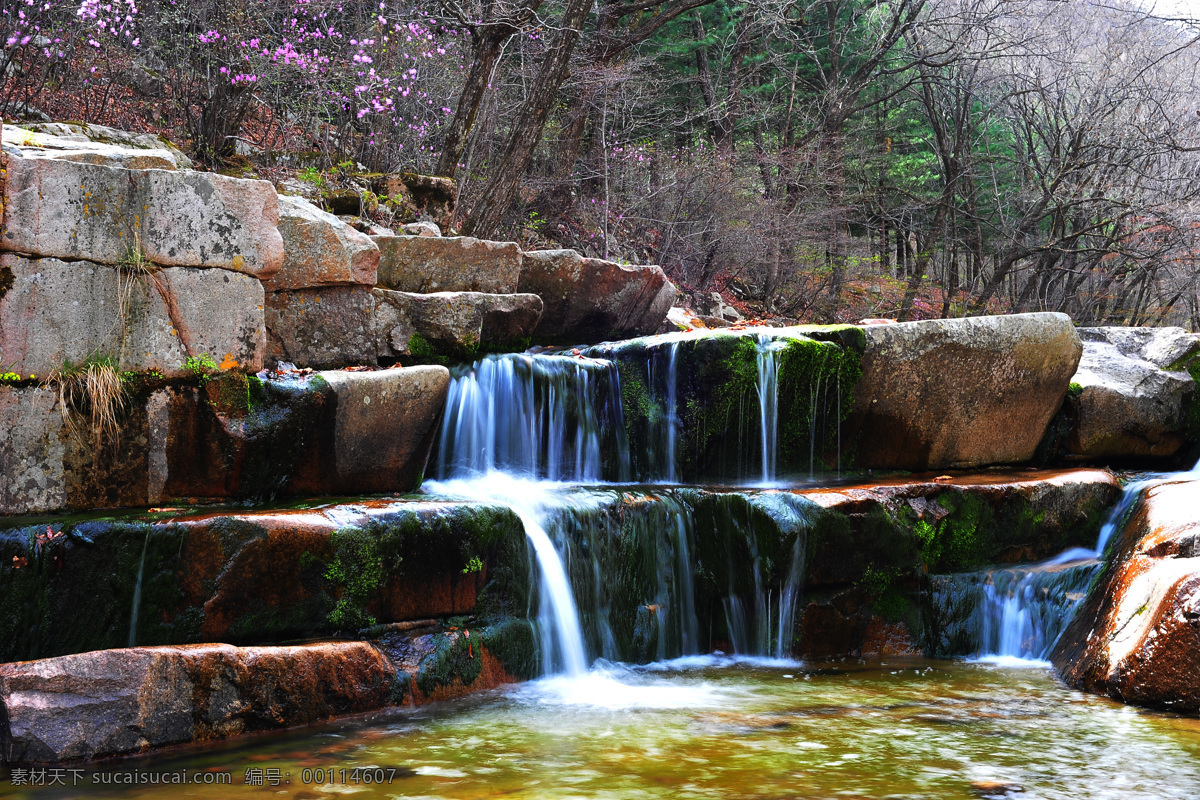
[6,659,1200,799]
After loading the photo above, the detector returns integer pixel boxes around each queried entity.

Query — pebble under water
[4,658,1199,800]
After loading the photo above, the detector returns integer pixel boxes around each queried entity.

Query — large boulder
[319,366,449,493]
[373,289,543,359]
[846,313,1082,470]
[518,249,676,344]
[0,255,266,378]
[1052,473,1200,712]
[373,234,521,294]
[264,194,379,291]
[2,122,192,170]
[1064,327,1199,460]
[2,155,283,279]
[264,286,377,368]
[0,642,398,763]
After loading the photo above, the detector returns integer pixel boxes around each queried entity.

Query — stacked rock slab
[1052,472,1200,712]
[263,194,381,368]
[519,248,677,344]
[0,366,448,514]
[1063,327,1199,461]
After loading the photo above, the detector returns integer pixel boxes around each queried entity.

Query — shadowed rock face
[518,249,676,344]
[373,289,543,360]
[264,286,378,368]
[845,313,1082,470]
[1052,475,1200,712]
[0,366,448,515]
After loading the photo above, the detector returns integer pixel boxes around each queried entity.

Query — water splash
[426,475,590,676]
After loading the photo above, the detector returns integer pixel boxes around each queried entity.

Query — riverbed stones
[1,154,283,279]
[1064,327,1199,460]
[518,249,676,343]
[373,289,543,359]
[264,286,376,368]
[846,312,1082,470]
[263,194,379,290]
[0,642,398,763]
[373,235,522,294]
[0,255,266,378]
[319,366,450,492]
[1052,474,1200,712]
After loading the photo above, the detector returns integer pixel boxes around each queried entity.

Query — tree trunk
[463,0,596,238]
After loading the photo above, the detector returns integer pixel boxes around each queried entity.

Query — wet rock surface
[0,642,399,763]
[0,366,447,515]
[0,498,526,661]
[1052,474,1200,712]
[518,249,676,344]
[845,312,1082,470]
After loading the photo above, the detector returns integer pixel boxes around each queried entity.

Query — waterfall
[426,475,590,676]
[939,466,1191,662]
[755,336,786,484]
[127,529,151,648]
[435,353,630,482]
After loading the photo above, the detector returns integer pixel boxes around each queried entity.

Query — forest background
[3,0,1200,326]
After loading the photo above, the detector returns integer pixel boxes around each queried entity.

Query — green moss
[416,630,484,695]
[325,526,389,631]
[479,618,539,680]
[856,565,909,622]
[1068,382,1084,399]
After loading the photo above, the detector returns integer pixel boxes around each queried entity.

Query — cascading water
[755,336,787,484]
[127,529,151,647]
[943,463,1198,662]
[428,333,822,677]
[435,353,629,482]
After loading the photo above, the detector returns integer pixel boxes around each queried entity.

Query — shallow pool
[5,657,1200,799]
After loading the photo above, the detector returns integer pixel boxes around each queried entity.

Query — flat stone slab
[0,254,266,378]
[265,286,377,368]
[518,249,676,344]
[2,154,283,279]
[847,313,1082,470]
[1053,473,1200,712]
[0,642,397,763]
[264,194,379,291]
[374,289,543,359]
[373,235,521,293]
[2,122,192,170]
